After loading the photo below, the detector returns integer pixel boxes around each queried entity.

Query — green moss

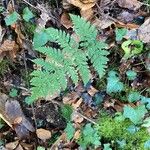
[97,115,150,150]
[23,21,36,37]
[0,59,10,76]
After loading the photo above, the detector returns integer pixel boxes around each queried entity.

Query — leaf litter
[0,0,150,149]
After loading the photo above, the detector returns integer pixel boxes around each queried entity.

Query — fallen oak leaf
[5,100,35,139]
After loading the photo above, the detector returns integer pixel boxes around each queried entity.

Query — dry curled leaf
[5,100,35,139]
[36,4,50,30]
[5,140,19,150]
[66,0,96,10]
[80,9,94,20]
[92,18,114,29]
[36,128,51,141]
[14,24,25,47]
[72,98,83,109]
[74,130,81,140]
[0,93,12,128]
[72,112,84,123]
[60,12,73,29]
[0,40,19,58]
[116,0,142,10]
[138,17,150,43]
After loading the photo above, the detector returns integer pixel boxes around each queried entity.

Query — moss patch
[97,115,150,150]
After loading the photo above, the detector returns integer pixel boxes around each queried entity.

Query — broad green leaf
[9,88,18,97]
[65,122,75,140]
[115,28,127,41]
[23,7,34,22]
[140,96,150,109]
[126,70,137,80]
[5,11,19,26]
[123,105,147,124]
[107,71,124,93]
[128,91,140,102]
[33,30,49,48]
[78,123,101,148]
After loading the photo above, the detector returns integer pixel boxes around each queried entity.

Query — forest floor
[0,0,150,150]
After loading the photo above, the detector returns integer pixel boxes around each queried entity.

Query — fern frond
[71,14,109,78]
[30,14,109,102]
[70,14,97,41]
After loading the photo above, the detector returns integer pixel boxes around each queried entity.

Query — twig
[3,82,29,91]
[49,133,64,150]
[50,99,98,125]
[23,0,37,10]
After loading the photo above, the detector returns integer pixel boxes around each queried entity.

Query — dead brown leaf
[61,12,73,29]
[80,9,94,20]
[36,128,51,141]
[138,17,150,43]
[14,24,25,47]
[5,100,35,139]
[72,98,83,109]
[116,0,142,10]
[36,4,50,30]
[88,86,98,96]
[72,112,84,123]
[92,18,114,29]
[5,140,19,150]
[0,40,19,58]
[74,130,81,140]
[66,0,96,10]
[15,144,24,150]
[20,142,34,150]
[0,93,12,128]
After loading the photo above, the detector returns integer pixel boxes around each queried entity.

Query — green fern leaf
[30,14,109,102]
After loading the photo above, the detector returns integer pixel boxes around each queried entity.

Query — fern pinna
[29,14,109,103]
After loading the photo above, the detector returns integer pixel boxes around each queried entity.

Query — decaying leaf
[116,0,142,10]
[36,4,50,30]
[60,12,73,29]
[92,18,114,29]
[0,40,19,58]
[66,0,96,10]
[15,144,24,150]
[36,128,51,141]
[0,93,12,128]
[14,24,25,47]
[63,0,96,21]
[138,17,150,43]
[74,130,81,140]
[5,140,19,150]
[72,98,83,109]
[5,100,35,139]
[72,111,84,123]
[80,9,93,20]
